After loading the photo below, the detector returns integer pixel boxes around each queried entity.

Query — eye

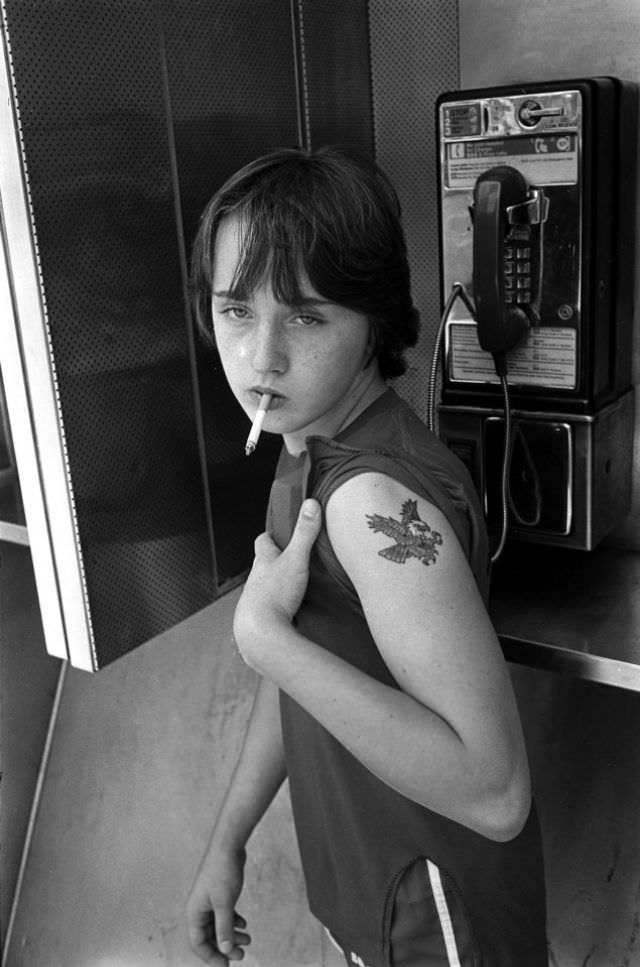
[292,313,321,327]
[219,305,251,321]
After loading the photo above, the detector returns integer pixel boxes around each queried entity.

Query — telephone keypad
[504,226,537,312]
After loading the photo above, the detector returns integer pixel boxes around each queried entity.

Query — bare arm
[208,674,287,851]
[233,481,531,843]
[186,675,286,964]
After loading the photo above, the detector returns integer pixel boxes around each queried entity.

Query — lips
[251,384,280,396]
[249,387,286,409]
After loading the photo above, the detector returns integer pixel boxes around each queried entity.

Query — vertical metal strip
[1,660,68,966]
[0,1,96,669]
[290,0,312,149]
[155,4,218,595]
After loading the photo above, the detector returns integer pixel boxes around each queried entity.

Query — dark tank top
[267,388,547,967]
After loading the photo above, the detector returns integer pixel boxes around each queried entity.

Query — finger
[285,499,322,557]
[231,912,250,948]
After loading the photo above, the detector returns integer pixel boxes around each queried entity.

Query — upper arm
[324,471,520,753]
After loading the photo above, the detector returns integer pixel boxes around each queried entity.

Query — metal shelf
[491,542,640,691]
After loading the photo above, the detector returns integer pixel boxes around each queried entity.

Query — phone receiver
[472,165,531,361]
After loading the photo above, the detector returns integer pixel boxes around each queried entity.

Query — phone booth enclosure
[0,0,373,670]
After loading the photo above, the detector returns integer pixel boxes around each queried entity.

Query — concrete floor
[2,580,344,967]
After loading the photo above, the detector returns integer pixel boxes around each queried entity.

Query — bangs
[224,198,314,306]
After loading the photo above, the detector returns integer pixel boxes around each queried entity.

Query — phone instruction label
[446,135,577,188]
[448,323,577,389]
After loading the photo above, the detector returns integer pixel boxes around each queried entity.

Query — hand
[186,845,251,965]
[233,499,322,669]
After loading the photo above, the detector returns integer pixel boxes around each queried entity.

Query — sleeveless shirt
[266,388,547,967]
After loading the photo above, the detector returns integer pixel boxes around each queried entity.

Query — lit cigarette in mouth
[245,393,273,456]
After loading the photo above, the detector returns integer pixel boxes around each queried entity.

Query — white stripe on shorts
[426,859,463,967]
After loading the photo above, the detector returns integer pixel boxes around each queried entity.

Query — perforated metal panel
[368,0,459,417]
[163,0,301,587]
[1,0,374,668]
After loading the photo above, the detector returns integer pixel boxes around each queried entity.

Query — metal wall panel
[162,0,300,589]
[293,0,374,153]
[367,0,459,417]
[0,0,373,669]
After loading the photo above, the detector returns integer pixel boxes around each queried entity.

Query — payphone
[435,78,637,552]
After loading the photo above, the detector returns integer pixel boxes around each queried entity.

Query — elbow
[470,767,532,843]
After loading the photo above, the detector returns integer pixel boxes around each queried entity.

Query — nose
[250,318,287,376]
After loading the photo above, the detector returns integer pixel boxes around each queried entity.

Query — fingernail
[302,499,319,518]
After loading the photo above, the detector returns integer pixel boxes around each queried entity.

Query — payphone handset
[435,78,637,552]
[471,164,545,372]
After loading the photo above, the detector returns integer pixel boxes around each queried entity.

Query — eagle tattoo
[366,498,443,566]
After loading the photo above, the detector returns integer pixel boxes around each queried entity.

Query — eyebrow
[212,289,334,308]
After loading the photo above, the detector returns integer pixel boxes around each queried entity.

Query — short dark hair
[190,145,419,380]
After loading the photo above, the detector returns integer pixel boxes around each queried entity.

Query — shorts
[328,858,478,967]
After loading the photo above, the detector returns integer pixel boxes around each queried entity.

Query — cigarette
[245,393,272,456]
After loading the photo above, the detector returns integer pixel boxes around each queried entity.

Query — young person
[186,146,547,967]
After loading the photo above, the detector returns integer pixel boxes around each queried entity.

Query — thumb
[214,906,236,958]
[286,499,322,557]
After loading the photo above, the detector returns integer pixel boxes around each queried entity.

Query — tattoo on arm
[366,498,443,566]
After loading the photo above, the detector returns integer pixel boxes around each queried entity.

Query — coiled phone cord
[429,282,512,564]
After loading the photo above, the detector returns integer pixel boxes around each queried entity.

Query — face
[210,215,384,454]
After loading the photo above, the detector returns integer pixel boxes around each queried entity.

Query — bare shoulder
[325,471,472,589]
[325,472,505,703]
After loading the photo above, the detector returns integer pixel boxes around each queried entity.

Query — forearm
[248,626,527,840]
[209,675,287,854]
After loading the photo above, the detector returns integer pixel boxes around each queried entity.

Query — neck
[283,369,387,456]
[334,371,387,437]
